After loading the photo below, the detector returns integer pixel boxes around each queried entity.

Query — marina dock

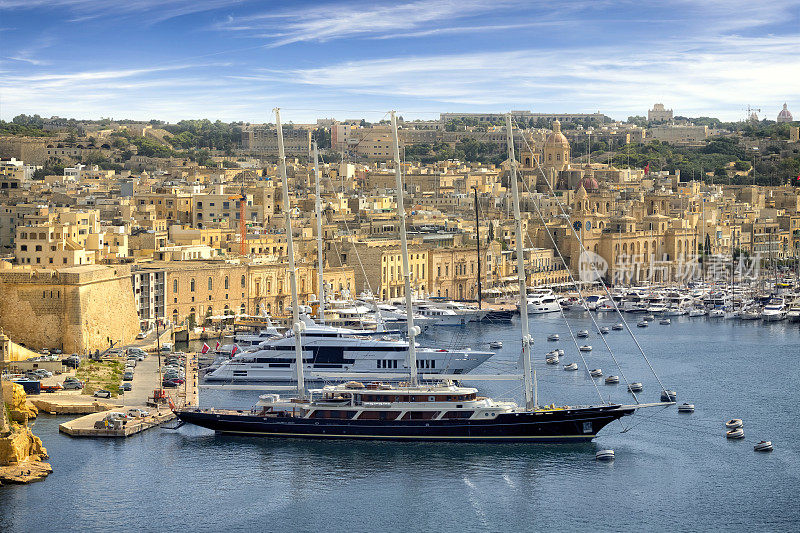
[58,410,175,437]
[55,349,198,438]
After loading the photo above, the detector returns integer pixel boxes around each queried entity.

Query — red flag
[201,343,210,354]
[215,341,220,350]
[231,345,239,356]
[644,163,650,175]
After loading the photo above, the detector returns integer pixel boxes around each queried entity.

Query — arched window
[190,279,195,292]
[240,303,246,315]
[208,277,213,290]
[190,307,196,320]
[224,276,229,290]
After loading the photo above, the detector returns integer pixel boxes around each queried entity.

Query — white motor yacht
[205,316,493,383]
[761,298,787,322]
[519,289,562,314]
[584,294,609,311]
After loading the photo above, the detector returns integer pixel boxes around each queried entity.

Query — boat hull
[175,404,634,442]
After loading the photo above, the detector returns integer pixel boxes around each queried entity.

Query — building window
[241,275,246,287]
[190,279,195,291]
[173,279,178,293]
[208,277,213,290]
[224,276,229,290]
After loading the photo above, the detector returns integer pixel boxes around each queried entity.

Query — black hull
[175,405,633,442]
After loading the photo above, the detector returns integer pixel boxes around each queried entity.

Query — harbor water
[2,312,799,531]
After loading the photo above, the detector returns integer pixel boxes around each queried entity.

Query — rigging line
[515,161,636,405]
[511,117,671,397]
[618,404,672,433]
[316,151,382,314]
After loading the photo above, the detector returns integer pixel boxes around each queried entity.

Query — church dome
[777,103,794,123]
[577,175,599,191]
[544,120,569,148]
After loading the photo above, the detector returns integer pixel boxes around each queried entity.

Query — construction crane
[228,171,248,255]
[745,105,762,123]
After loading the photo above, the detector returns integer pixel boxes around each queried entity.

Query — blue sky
[0,0,798,123]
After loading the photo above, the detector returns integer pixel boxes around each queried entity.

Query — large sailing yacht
[175,111,667,442]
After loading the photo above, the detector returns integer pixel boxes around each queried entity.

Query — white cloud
[0,0,245,23]
[216,0,523,46]
[278,34,800,120]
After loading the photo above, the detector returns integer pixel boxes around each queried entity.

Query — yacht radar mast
[390,110,420,387]
[505,113,536,410]
[275,108,306,398]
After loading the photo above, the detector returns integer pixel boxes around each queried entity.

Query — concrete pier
[58,410,175,437]
[55,350,198,438]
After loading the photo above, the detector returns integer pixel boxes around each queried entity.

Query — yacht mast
[390,110,419,386]
[473,186,482,310]
[275,108,306,398]
[505,114,535,409]
[313,142,325,324]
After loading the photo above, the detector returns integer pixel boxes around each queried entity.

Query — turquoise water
[2,313,799,532]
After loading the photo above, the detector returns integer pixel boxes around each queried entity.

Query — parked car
[119,382,132,392]
[126,358,137,368]
[162,378,183,388]
[62,355,81,369]
[93,389,112,398]
[34,369,53,378]
[123,371,134,381]
[127,408,150,418]
[62,380,84,390]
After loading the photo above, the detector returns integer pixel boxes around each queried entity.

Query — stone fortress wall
[0,263,138,354]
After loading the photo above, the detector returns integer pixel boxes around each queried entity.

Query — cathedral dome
[544,120,569,148]
[777,103,794,123]
[576,175,599,191]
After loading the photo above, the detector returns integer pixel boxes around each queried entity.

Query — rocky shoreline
[1,382,52,486]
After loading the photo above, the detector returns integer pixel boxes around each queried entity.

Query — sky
[0,0,799,124]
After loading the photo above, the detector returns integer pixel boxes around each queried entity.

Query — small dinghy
[557,349,565,356]
[546,349,560,357]
[637,320,648,328]
[754,440,773,452]
[726,428,745,439]
[489,341,503,349]
[677,403,695,413]
[599,327,610,334]
[643,314,655,321]
[547,334,560,341]
[563,362,579,371]
[577,330,589,338]
[660,389,677,402]
[595,449,615,461]
[612,323,624,330]
[590,368,603,377]
[546,356,560,365]
[627,382,643,393]
[579,345,592,352]
[725,419,743,429]
[605,375,620,384]
[659,318,671,325]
